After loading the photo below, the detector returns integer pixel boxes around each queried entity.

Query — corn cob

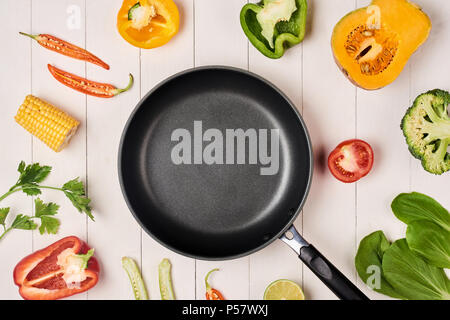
[15,95,80,152]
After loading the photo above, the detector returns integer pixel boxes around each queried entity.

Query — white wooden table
[0,0,448,300]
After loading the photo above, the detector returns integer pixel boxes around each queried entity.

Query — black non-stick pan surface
[119,66,368,300]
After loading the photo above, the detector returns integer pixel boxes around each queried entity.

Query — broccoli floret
[401,89,450,175]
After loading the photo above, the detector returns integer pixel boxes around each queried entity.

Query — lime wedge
[263,279,305,300]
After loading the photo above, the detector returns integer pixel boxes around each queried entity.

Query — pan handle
[280,225,369,300]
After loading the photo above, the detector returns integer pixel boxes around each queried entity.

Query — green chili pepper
[122,257,149,300]
[240,0,307,59]
[158,258,176,300]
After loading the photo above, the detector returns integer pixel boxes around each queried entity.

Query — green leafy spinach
[382,239,450,300]
[355,231,405,299]
[356,192,450,300]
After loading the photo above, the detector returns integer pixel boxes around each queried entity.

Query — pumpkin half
[331,0,431,90]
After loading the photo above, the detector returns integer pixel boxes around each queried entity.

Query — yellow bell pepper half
[117,0,180,49]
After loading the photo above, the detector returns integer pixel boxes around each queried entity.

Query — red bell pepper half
[13,236,99,300]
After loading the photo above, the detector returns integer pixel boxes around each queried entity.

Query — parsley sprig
[0,161,93,241]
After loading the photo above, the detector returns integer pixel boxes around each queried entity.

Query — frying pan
[119,66,368,300]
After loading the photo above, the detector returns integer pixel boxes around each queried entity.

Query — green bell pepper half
[240,0,307,59]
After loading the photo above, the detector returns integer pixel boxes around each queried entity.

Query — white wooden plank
[31,0,88,300]
[247,24,303,299]
[0,0,32,300]
[410,0,450,232]
[354,0,411,301]
[355,81,411,299]
[302,0,357,300]
[195,0,248,70]
[140,0,196,300]
[85,0,142,300]
[194,0,250,300]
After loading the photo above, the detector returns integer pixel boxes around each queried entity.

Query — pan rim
[118,65,314,261]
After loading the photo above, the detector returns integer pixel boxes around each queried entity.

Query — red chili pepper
[48,64,133,98]
[20,32,110,70]
[13,236,99,300]
[205,268,225,300]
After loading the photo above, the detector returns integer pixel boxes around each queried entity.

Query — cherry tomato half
[327,139,374,183]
